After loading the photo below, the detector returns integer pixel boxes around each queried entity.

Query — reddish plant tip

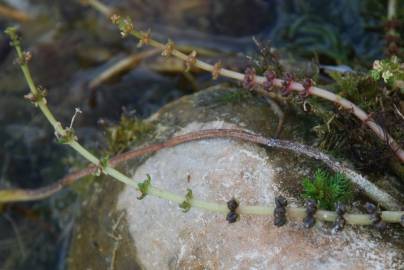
[263,70,276,92]
[280,73,294,96]
[384,19,401,30]
[243,67,257,91]
[301,78,313,98]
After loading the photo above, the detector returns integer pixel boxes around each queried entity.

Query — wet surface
[0,0,394,269]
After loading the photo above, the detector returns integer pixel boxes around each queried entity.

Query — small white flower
[372,60,382,71]
[382,70,393,83]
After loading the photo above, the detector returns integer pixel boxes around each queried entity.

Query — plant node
[332,202,346,233]
[137,174,151,200]
[137,29,151,48]
[226,198,239,223]
[301,78,313,98]
[274,196,288,227]
[161,39,174,56]
[365,202,386,231]
[212,61,222,80]
[303,199,317,228]
[23,86,47,106]
[19,51,32,64]
[179,189,193,213]
[263,70,276,92]
[280,73,294,96]
[111,15,134,38]
[185,50,197,72]
[94,155,110,176]
[243,67,257,90]
[57,128,78,144]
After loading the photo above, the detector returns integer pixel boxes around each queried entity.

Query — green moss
[214,90,253,104]
[302,169,353,210]
[106,116,154,154]
[308,67,403,175]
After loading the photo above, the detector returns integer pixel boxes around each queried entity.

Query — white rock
[118,121,403,270]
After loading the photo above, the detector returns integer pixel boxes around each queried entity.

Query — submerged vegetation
[0,0,404,268]
[106,115,154,154]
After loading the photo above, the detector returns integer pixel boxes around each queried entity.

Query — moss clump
[302,169,353,210]
[309,69,403,174]
[214,90,253,104]
[106,115,154,154]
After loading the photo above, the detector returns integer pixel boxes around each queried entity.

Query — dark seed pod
[303,199,317,228]
[274,196,288,227]
[227,198,239,212]
[226,197,239,223]
[226,211,239,223]
[332,202,346,233]
[400,215,404,227]
[365,202,386,231]
[305,199,317,215]
[303,216,316,228]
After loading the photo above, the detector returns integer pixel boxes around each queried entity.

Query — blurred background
[0,0,402,269]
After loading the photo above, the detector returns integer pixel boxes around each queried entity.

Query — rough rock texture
[68,86,404,270]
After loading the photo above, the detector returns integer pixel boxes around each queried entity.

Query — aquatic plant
[1,4,404,230]
[302,169,353,210]
[109,15,404,163]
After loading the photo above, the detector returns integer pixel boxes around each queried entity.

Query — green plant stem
[387,0,396,20]
[4,28,404,226]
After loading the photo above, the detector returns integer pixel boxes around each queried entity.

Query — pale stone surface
[118,121,404,270]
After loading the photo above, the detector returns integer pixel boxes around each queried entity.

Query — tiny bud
[119,17,134,38]
[137,29,151,48]
[21,51,32,64]
[110,14,120,24]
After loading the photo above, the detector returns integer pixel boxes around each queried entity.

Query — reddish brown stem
[0,129,400,209]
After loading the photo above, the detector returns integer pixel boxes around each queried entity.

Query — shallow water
[0,0,394,269]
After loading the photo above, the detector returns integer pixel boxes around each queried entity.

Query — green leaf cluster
[137,174,151,200]
[302,169,353,210]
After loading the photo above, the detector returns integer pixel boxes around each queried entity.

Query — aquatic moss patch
[106,116,154,154]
